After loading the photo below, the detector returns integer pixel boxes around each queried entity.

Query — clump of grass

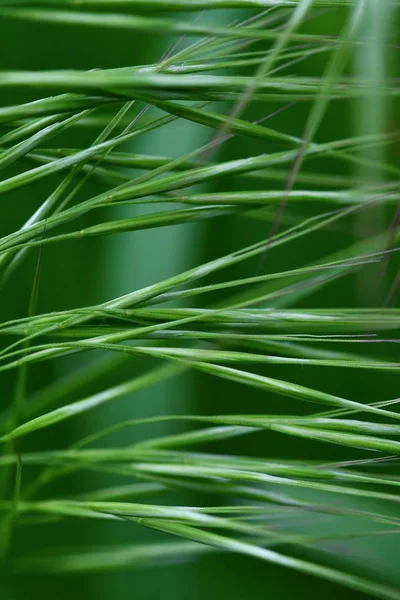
[0,2,399,599]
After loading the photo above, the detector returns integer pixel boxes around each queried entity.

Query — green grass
[0,2,399,599]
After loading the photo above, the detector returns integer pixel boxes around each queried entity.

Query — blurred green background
[0,5,399,600]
